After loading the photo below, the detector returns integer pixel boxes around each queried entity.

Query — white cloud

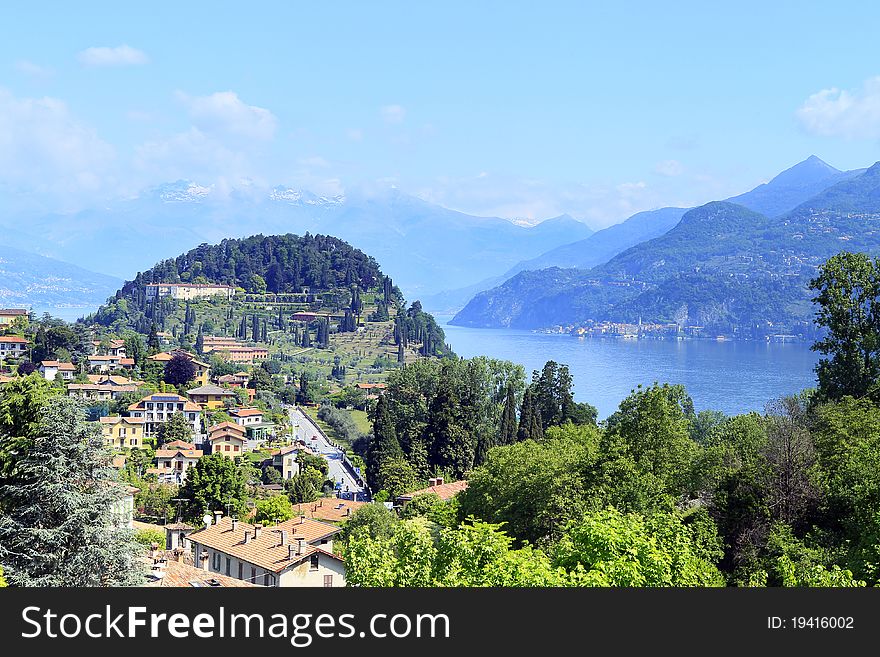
[380,104,406,123]
[0,87,114,202]
[78,45,149,67]
[178,91,277,141]
[654,159,684,177]
[796,76,880,139]
[347,128,364,141]
[15,60,53,78]
[134,127,253,183]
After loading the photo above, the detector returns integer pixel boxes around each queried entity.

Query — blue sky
[3,1,880,226]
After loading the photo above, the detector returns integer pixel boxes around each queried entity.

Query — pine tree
[0,397,145,586]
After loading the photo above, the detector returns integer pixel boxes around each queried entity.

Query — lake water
[440,320,820,419]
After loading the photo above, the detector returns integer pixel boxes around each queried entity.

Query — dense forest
[87,233,391,330]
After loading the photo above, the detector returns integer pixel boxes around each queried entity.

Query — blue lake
[440,320,820,419]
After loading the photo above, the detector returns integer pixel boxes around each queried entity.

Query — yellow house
[187,383,236,409]
[208,422,247,457]
[147,350,211,386]
[100,416,145,450]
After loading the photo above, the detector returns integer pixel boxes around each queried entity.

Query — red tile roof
[397,480,469,502]
[0,336,28,343]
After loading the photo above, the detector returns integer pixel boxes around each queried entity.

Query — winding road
[287,405,365,497]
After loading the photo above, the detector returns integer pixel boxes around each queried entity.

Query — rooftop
[397,479,469,502]
[185,516,342,573]
[187,384,235,396]
[292,499,368,523]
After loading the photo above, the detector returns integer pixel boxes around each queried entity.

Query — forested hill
[452,162,880,334]
[116,233,383,298]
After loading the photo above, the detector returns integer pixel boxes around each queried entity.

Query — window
[324,575,333,587]
[225,557,231,576]
[251,567,256,583]
[238,562,243,580]
[264,573,272,587]
[212,552,220,571]
[310,554,320,571]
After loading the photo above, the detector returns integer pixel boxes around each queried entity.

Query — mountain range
[0,246,121,312]
[427,156,864,314]
[0,184,592,308]
[451,157,880,332]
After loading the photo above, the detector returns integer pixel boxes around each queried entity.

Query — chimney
[231,518,238,531]
[243,531,251,544]
[293,536,305,555]
[149,542,160,559]
[214,510,223,525]
[429,477,437,487]
[435,476,444,486]
[174,548,186,563]
[345,507,351,517]
[199,551,210,571]
[254,523,262,539]
[299,515,305,524]
[288,544,296,560]
[279,529,288,546]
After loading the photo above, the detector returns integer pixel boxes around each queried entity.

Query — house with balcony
[87,354,135,373]
[154,446,204,484]
[100,415,145,450]
[0,335,28,360]
[128,393,203,438]
[39,360,76,381]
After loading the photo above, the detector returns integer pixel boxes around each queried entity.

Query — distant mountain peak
[148,180,212,203]
[268,186,345,207]
[767,155,841,188]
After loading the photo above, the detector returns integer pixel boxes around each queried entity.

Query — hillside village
[0,258,467,587]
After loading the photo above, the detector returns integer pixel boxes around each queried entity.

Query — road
[287,406,365,497]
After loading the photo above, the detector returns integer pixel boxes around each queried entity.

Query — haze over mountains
[426,155,864,314]
[0,184,592,309]
[0,246,121,311]
[452,157,880,333]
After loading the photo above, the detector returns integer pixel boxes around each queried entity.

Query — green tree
[376,457,419,499]
[342,503,400,543]
[134,528,166,549]
[367,395,403,490]
[553,507,725,587]
[426,371,473,478]
[248,274,268,295]
[156,412,194,445]
[254,495,295,525]
[0,397,145,586]
[810,251,880,400]
[179,453,248,522]
[284,466,324,504]
[0,374,58,477]
[498,384,519,446]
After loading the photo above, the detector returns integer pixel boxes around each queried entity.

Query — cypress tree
[252,314,260,342]
[147,322,160,353]
[367,395,403,490]
[397,341,405,364]
[195,325,204,355]
[499,384,518,445]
